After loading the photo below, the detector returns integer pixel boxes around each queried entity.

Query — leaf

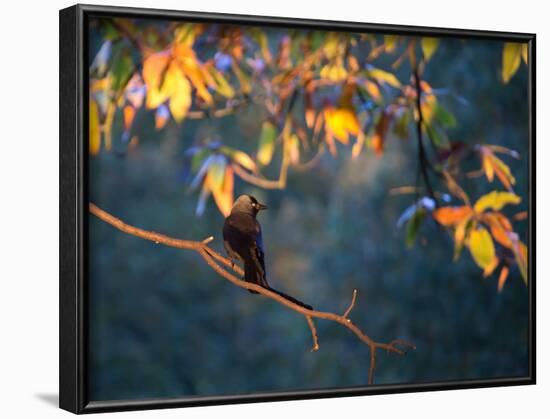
[220,146,257,172]
[510,234,528,285]
[480,146,516,190]
[208,165,234,217]
[320,63,348,81]
[90,40,112,76]
[142,51,171,109]
[324,107,360,144]
[110,49,134,92]
[165,63,192,122]
[384,35,398,53]
[209,66,235,98]
[195,178,211,216]
[434,103,457,128]
[521,44,528,64]
[425,123,450,150]
[123,105,135,131]
[364,80,382,102]
[352,130,366,159]
[371,111,390,157]
[89,99,101,156]
[257,121,277,165]
[497,266,510,292]
[421,37,439,61]
[433,206,473,226]
[206,155,227,192]
[406,208,426,248]
[366,67,401,88]
[482,212,513,248]
[502,43,522,84]
[453,218,472,261]
[285,134,301,165]
[231,62,252,94]
[468,227,496,271]
[474,191,521,213]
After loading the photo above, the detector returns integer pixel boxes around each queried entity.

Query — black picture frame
[59,3,536,414]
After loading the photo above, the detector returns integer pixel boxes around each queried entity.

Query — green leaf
[406,208,426,248]
[474,191,521,213]
[434,103,457,128]
[257,121,277,165]
[421,37,439,61]
[110,47,134,92]
[502,43,522,84]
[393,109,410,139]
[384,35,398,53]
[425,123,450,150]
[468,227,496,270]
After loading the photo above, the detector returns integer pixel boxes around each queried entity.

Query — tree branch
[89,203,415,384]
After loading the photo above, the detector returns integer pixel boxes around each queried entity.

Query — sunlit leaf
[352,130,366,159]
[482,212,513,248]
[209,66,235,98]
[364,80,382,102]
[497,266,510,292]
[474,191,521,213]
[521,44,528,64]
[89,99,101,156]
[510,233,528,285]
[320,62,348,81]
[371,111,391,157]
[181,59,213,105]
[433,206,473,226]
[480,146,516,190]
[324,107,360,144]
[143,51,171,109]
[232,62,252,94]
[502,43,522,84]
[285,134,301,165]
[421,37,439,61]
[257,121,277,165]
[425,123,450,150]
[220,146,257,172]
[453,218,472,261]
[384,35,398,53]
[208,164,234,217]
[123,105,135,131]
[165,63,192,122]
[366,66,401,88]
[468,227,496,271]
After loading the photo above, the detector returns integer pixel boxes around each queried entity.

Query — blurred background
[88,19,530,401]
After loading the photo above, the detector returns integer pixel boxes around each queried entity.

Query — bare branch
[89,203,415,384]
[343,289,358,319]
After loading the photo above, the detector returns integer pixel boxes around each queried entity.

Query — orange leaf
[89,99,101,156]
[433,206,473,226]
[123,105,135,131]
[209,165,234,217]
[497,266,510,292]
[483,212,513,248]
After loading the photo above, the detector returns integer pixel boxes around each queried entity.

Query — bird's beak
[257,202,268,210]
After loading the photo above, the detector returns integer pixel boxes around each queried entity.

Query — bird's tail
[266,287,313,311]
[244,262,313,310]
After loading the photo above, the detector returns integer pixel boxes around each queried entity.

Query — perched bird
[223,195,312,310]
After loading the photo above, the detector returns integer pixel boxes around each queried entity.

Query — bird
[223,195,312,310]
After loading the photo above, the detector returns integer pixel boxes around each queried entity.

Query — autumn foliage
[88,19,529,291]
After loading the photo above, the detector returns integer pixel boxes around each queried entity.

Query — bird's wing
[250,224,268,286]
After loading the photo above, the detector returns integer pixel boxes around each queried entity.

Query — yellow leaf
[89,99,101,156]
[367,68,401,88]
[421,37,439,61]
[165,63,192,122]
[221,147,257,172]
[433,206,473,226]
[209,165,234,217]
[324,107,360,144]
[364,80,381,102]
[502,43,522,83]
[384,35,398,53]
[521,44,528,64]
[474,191,521,213]
[257,121,277,166]
[468,227,496,271]
[181,60,213,105]
[142,51,171,109]
[209,66,235,98]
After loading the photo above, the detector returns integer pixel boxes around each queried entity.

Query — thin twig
[343,289,358,319]
[306,316,320,352]
[89,203,415,384]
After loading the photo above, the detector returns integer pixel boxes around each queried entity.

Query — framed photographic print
[59,3,535,414]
